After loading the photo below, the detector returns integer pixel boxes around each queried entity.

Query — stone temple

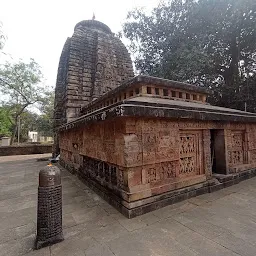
[54,19,256,218]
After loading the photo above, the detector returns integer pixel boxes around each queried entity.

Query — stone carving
[179,132,201,175]
[249,150,256,163]
[142,161,178,184]
[180,135,196,155]
[233,151,243,165]
[145,167,158,183]
[95,63,105,80]
[116,106,125,116]
[160,161,178,179]
[228,131,245,166]
[232,133,243,148]
[180,157,195,174]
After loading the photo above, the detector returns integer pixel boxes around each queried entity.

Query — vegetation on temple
[123,0,256,111]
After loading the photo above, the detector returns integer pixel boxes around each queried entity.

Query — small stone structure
[54,20,256,218]
[36,164,63,249]
[28,131,38,143]
[1,137,10,146]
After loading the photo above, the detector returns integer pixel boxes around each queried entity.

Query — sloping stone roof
[59,95,256,131]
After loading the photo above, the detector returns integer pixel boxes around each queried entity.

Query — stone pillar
[202,129,212,178]
[35,164,64,249]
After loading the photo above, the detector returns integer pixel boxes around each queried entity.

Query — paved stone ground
[1,154,256,256]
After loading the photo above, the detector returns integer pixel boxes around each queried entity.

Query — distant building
[39,136,53,143]
[28,131,38,142]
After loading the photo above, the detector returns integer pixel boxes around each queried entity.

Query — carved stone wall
[59,118,210,202]
[246,125,256,164]
[122,119,208,198]
[59,117,256,202]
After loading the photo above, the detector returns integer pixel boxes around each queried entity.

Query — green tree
[0,106,12,136]
[37,92,54,137]
[18,110,38,142]
[123,0,256,110]
[0,58,47,144]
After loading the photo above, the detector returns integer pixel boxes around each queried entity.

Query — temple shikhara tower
[54,19,256,218]
[53,20,133,154]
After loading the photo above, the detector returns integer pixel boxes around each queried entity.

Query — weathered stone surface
[53,20,134,156]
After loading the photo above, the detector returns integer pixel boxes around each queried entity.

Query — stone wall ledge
[0,144,52,156]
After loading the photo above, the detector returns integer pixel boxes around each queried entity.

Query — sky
[1,0,158,89]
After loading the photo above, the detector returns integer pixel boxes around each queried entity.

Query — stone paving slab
[1,154,256,255]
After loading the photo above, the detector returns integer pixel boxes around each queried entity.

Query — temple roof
[58,74,256,132]
[83,75,209,108]
[60,94,256,131]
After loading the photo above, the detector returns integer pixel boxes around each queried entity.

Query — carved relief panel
[227,130,246,166]
[141,161,179,185]
[179,131,203,176]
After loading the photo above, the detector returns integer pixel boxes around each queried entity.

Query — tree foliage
[7,107,54,143]
[123,0,256,110]
[37,92,54,137]
[0,59,48,143]
[0,106,12,137]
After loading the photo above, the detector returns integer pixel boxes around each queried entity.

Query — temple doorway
[210,129,226,174]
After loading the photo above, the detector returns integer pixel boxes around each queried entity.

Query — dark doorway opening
[210,129,227,174]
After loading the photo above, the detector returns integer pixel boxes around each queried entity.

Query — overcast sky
[1,0,158,89]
